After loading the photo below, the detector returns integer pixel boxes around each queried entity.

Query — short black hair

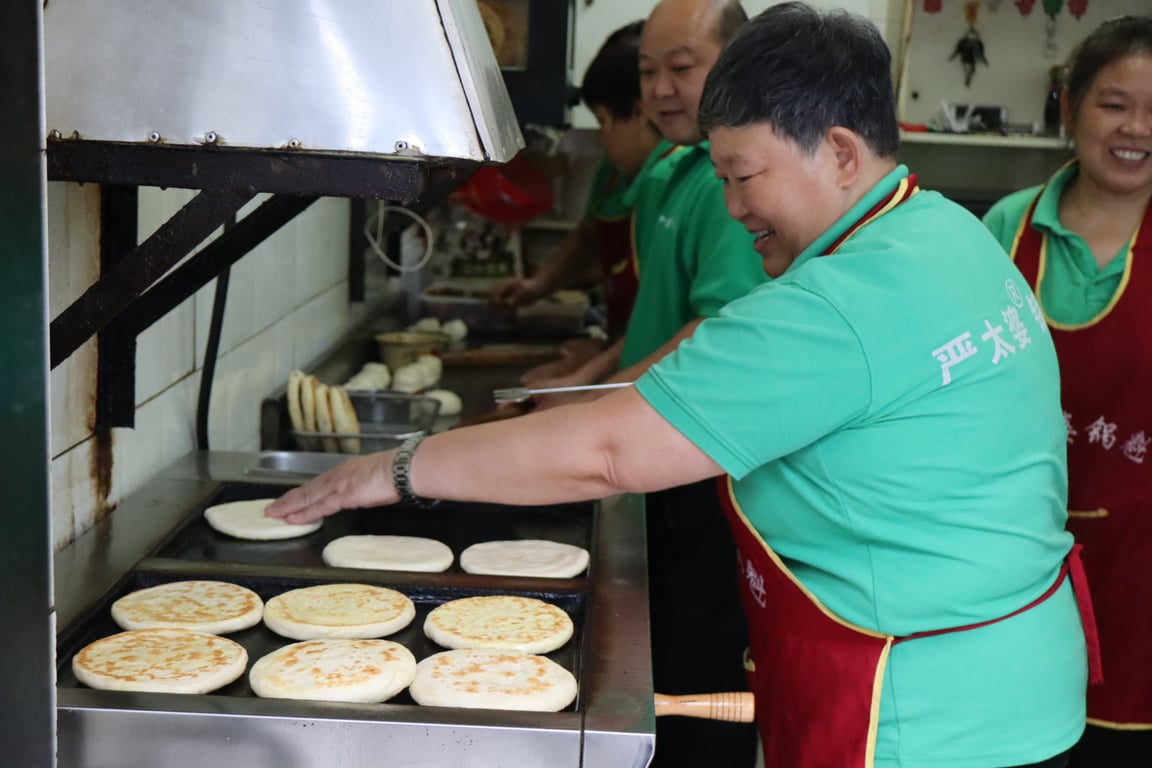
[1065,15,1152,119]
[697,2,900,159]
[581,20,645,120]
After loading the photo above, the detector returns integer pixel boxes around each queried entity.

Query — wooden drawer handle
[654,692,755,722]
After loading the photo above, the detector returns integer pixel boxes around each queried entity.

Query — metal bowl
[291,390,441,454]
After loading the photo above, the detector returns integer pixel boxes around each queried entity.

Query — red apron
[707,173,1100,765]
[594,205,638,340]
[718,477,1098,766]
[1011,185,1152,727]
[595,144,679,340]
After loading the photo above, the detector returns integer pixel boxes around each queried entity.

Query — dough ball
[442,319,468,342]
[392,364,426,393]
[425,389,462,416]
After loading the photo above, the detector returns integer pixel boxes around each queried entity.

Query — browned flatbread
[409,648,577,711]
[73,628,248,694]
[110,580,263,635]
[423,595,573,653]
[249,639,416,703]
[313,382,339,453]
[329,385,361,454]
[301,374,319,432]
[263,583,416,640]
[287,369,306,432]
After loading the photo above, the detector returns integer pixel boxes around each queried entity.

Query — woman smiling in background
[983,15,1152,767]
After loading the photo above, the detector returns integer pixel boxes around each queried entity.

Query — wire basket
[291,390,441,454]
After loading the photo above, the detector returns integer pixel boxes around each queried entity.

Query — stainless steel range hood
[45,0,522,166]
[43,0,528,377]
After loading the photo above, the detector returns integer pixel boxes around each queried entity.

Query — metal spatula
[492,381,634,404]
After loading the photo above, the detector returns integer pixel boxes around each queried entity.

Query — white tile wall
[46,182,100,457]
[111,375,198,502]
[50,436,100,551]
[47,182,359,551]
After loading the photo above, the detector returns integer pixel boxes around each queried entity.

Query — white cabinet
[569,0,896,129]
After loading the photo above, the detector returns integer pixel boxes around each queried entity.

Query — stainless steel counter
[54,451,655,768]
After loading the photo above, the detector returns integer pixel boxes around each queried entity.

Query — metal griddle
[54,451,655,768]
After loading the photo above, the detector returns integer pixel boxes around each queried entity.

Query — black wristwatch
[391,435,438,509]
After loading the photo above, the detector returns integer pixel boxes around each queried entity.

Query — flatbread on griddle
[459,539,589,578]
[322,535,453,573]
[249,638,416,703]
[423,595,573,654]
[111,580,263,635]
[204,498,322,541]
[409,648,577,712]
[263,583,416,640]
[73,628,248,694]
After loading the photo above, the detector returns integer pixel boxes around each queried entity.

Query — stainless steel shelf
[900,131,1070,150]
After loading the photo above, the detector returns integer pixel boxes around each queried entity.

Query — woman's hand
[490,277,544,308]
[264,452,399,525]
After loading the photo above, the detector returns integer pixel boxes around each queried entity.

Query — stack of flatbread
[423,595,573,654]
[73,628,248,694]
[249,638,417,703]
[287,369,361,453]
[110,580,264,635]
[204,498,322,541]
[263,583,416,640]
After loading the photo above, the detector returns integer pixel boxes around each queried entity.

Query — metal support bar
[348,199,367,303]
[96,185,139,428]
[50,187,253,369]
[97,194,319,427]
[46,141,472,201]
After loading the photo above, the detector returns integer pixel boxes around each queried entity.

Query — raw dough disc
[203,499,322,541]
[322,535,454,573]
[459,539,589,578]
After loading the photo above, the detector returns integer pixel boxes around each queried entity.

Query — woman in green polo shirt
[983,16,1152,767]
[270,4,1091,765]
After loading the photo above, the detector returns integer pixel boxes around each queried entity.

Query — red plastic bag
[452,153,555,225]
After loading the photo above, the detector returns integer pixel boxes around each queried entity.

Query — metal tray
[151,482,596,577]
[57,566,587,712]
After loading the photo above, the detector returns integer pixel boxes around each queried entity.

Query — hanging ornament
[1042,0,1062,57]
[1068,0,1087,19]
[924,0,942,13]
[1016,0,1036,14]
[950,1,989,87]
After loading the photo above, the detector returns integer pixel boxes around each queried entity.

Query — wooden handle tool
[653,692,755,723]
